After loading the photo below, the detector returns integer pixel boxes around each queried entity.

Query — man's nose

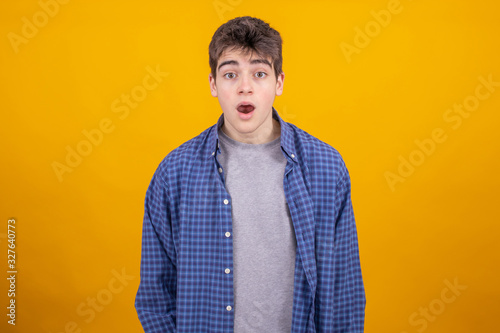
[238,75,253,94]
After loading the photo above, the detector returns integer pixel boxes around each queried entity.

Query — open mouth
[237,102,255,113]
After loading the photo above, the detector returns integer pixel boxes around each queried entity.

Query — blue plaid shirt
[135,107,365,332]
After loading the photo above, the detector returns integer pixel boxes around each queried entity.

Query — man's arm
[331,168,366,332]
[135,171,177,332]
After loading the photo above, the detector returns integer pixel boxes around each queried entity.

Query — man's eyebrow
[218,58,272,72]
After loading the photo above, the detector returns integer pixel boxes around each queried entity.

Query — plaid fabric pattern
[135,107,366,332]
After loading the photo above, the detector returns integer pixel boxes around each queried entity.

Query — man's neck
[222,118,281,144]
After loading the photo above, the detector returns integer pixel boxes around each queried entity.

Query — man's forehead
[217,51,273,71]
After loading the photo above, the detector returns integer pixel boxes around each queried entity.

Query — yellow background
[1,0,499,332]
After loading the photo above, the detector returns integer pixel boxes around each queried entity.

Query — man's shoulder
[289,122,347,172]
[153,124,214,182]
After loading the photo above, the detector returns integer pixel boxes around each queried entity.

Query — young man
[135,16,365,332]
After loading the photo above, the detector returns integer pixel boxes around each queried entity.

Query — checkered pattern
[135,107,365,332]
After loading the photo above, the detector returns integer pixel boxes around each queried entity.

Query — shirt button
[226,305,232,311]
[223,199,229,205]
[225,268,231,274]
[211,151,215,156]
[218,167,223,173]
[291,153,295,158]
[225,232,231,237]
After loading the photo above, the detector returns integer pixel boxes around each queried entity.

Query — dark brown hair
[209,16,283,83]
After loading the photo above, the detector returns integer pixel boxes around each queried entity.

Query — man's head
[208,16,285,144]
[209,16,283,84]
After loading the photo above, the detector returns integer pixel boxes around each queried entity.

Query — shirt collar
[207,106,297,162]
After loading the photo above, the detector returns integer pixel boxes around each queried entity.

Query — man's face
[209,48,284,143]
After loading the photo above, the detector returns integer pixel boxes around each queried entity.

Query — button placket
[217,189,234,318]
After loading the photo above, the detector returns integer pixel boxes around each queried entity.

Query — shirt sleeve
[331,168,366,332]
[135,171,177,332]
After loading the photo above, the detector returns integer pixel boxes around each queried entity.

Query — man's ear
[275,72,285,96]
[209,73,218,97]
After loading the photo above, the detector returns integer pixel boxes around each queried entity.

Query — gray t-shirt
[217,126,297,333]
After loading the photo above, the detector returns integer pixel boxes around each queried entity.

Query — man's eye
[224,73,236,79]
[255,72,267,78]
